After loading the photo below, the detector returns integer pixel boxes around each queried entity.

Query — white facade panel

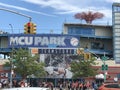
[115,54,120,57]
[115,41,120,44]
[114,33,120,36]
[0,37,8,48]
[114,37,120,41]
[116,57,120,60]
[115,45,120,48]
[115,17,120,19]
[114,25,120,28]
[115,13,120,16]
[115,50,120,53]
[95,27,112,36]
[115,20,120,24]
[114,28,120,32]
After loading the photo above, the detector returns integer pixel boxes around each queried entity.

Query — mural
[43,54,81,78]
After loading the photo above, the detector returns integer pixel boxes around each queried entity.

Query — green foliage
[4,48,46,79]
[70,55,98,78]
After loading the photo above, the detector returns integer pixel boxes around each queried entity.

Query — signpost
[101,55,108,82]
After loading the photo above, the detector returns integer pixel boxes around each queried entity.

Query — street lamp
[9,24,14,88]
[9,24,13,34]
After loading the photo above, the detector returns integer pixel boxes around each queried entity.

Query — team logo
[70,37,79,46]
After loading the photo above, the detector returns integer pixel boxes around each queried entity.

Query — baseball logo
[70,37,79,46]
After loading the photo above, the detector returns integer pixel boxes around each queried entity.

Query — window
[117,74,120,79]
[68,27,95,35]
[91,42,104,49]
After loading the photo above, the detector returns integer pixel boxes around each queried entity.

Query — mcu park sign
[8,34,80,48]
[8,34,80,54]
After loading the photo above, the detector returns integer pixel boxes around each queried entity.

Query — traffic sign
[102,56,107,61]
[102,64,108,70]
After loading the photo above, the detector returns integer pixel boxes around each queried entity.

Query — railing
[85,49,113,55]
[0,48,12,52]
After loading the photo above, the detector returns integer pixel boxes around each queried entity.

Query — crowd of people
[52,80,98,90]
[0,79,100,90]
[0,79,31,88]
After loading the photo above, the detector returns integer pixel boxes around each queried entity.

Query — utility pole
[101,52,108,82]
[0,8,32,88]
[0,8,32,21]
[9,24,14,88]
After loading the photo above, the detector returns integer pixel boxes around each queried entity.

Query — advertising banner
[8,34,80,48]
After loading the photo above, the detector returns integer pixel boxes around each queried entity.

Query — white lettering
[25,37,33,45]
[57,37,66,46]
[10,37,18,45]
[18,37,33,45]
[10,37,33,46]
[34,37,42,45]
[49,37,56,45]
[34,37,66,46]
[18,37,25,45]
[10,36,68,47]
[42,37,49,45]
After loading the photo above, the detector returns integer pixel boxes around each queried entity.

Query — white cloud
[21,0,113,25]
[106,0,120,3]
[22,0,80,12]
[0,0,113,25]
[0,2,56,17]
[22,0,112,15]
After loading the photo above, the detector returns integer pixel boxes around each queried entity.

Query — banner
[8,34,80,48]
[39,49,76,54]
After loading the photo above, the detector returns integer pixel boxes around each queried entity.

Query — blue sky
[0,0,119,34]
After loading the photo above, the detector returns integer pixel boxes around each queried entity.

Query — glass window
[68,27,95,36]
[91,42,104,49]
[117,74,120,79]
[113,6,120,12]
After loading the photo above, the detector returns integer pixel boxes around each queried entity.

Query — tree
[70,55,98,78]
[4,48,46,79]
[74,11,104,24]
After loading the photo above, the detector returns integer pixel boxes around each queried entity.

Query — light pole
[101,52,108,82]
[86,49,108,82]
[0,8,32,21]
[9,24,14,88]
[9,24,13,34]
[86,49,100,59]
